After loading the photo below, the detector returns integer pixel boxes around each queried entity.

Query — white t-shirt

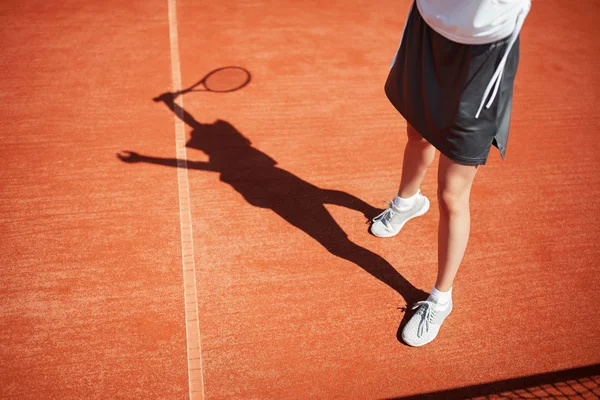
[416,0,531,45]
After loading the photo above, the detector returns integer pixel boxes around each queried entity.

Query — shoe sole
[370,197,430,238]
[401,330,439,347]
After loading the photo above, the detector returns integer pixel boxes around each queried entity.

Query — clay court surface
[1,0,599,398]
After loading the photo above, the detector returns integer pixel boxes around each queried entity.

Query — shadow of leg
[276,202,429,343]
[328,239,428,345]
[321,189,382,220]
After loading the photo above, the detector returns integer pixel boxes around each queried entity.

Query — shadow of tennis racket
[153,66,252,102]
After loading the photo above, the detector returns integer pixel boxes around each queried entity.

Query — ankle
[429,286,452,305]
[397,188,420,199]
[393,194,417,212]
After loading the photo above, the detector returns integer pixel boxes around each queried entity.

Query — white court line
[167,0,205,398]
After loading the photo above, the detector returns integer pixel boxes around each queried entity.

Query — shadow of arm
[153,92,202,129]
[116,151,217,172]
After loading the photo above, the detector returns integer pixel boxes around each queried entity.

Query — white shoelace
[373,203,397,229]
[412,300,437,337]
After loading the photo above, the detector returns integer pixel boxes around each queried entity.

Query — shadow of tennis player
[118,91,427,341]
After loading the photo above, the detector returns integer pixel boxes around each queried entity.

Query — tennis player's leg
[398,123,436,198]
[370,124,435,237]
[435,154,479,292]
[401,153,478,346]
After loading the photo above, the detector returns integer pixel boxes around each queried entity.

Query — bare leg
[398,124,436,198]
[435,154,479,291]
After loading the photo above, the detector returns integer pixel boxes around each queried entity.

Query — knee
[437,186,468,216]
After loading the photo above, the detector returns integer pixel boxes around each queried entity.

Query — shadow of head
[187,120,277,169]
[188,119,251,153]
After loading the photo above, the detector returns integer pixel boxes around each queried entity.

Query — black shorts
[385,5,520,165]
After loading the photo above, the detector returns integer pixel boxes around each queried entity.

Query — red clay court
[1,0,599,399]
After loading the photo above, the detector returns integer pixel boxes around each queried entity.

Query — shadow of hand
[153,92,178,103]
[116,151,142,163]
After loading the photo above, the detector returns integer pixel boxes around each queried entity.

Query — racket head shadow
[197,66,252,93]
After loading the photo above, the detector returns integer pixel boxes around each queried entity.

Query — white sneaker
[401,298,453,347]
[370,193,430,238]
